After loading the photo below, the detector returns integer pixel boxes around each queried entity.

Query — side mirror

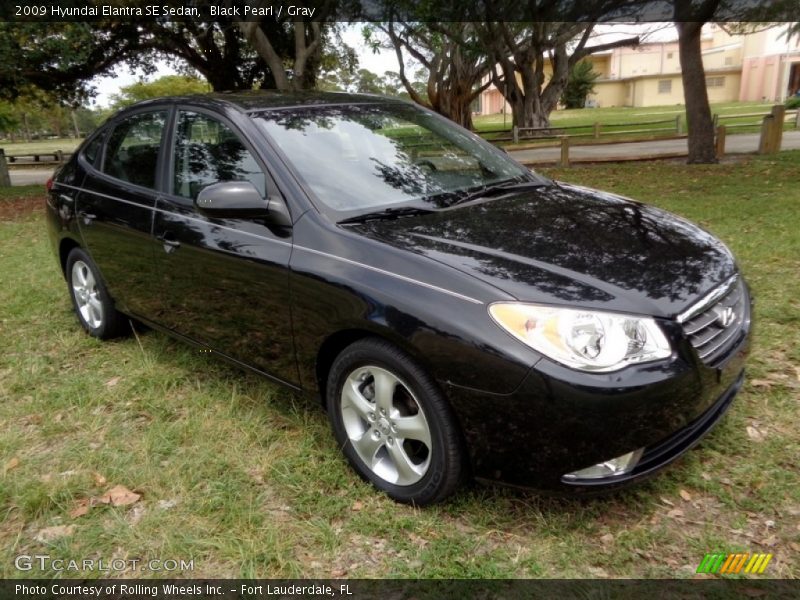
[195,181,291,226]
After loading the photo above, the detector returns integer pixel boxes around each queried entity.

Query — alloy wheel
[340,365,432,486]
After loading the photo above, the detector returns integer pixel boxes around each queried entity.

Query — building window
[658,79,672,94]
[724,56,733,66]
[667,52,673,59]
[706,76,725,88]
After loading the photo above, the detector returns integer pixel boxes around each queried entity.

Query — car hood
[352,182,736,318]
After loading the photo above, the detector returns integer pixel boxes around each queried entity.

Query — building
[476,23,800,114]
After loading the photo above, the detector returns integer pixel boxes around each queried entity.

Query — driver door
[152,108,297,385]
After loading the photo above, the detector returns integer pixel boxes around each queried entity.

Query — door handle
[156,234,181,253]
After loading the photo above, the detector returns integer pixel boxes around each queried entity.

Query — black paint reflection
[357,182,735,316]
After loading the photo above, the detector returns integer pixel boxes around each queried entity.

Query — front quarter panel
[289,212,540,397]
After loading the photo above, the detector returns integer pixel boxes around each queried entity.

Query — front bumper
[446,316,750,492]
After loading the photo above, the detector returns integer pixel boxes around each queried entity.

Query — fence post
[675,114,682,134]
[758,115,775,154]
[770,104,786,152]
[512,126,519,144]
[712,113,719,127]
[559,136,570,167]
[593,122,601,139]
[55,150,64,165]
[0,149,10,187]
[795,109,800,129]
[715,125,726,160]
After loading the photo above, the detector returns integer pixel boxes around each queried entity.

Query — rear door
[76,109,169,317]
[151,107,297,385]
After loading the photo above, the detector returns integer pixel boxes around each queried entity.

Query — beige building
[477,23,800,113]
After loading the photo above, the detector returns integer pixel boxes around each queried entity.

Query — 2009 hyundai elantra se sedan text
[45,92,751,505]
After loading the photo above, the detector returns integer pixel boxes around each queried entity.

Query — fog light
[563,448,644,481]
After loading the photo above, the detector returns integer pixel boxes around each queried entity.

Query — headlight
[489,303,671,372]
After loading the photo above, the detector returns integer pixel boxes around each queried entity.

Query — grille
[680,277,747,367]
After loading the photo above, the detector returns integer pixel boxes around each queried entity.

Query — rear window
[102,111,167,189]
[81,131,105,167]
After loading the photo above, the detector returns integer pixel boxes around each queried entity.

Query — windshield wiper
[338,206,434,225]
[445,178,548,208]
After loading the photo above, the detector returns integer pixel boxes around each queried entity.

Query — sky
[89,23,679,107]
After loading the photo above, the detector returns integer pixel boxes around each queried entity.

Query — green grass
[474,101,793,144]
[1,153,799,579]
[1,138,83,156]
[0,185,43,199]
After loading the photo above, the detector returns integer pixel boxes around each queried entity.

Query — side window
[172,111,266,201]
[81,130,105,167]
[102,111,166,189]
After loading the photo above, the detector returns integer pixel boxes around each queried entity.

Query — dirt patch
[0,195,46,221]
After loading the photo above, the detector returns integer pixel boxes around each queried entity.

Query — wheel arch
[59,237,82,278]
[314,326,436,407]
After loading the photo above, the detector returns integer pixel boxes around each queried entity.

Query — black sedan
[45,92,751,505]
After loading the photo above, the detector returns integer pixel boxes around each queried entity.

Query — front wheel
[326,338,467,505]
[66,248,128,339]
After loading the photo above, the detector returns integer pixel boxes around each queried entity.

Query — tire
[326,338,467,505]
[65,248,128,339]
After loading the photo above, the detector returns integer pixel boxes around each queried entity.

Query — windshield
[257,102,538,218]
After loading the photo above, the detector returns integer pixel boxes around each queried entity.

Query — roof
[209,90,400,112]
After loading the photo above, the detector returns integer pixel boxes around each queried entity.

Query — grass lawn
[0,138,84,156]
[1,152,799,579]
[475,101,795,143]
[474,101,776,130]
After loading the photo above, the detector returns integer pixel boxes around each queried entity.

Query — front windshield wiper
[338,206,434,225]
[444,178,549,208]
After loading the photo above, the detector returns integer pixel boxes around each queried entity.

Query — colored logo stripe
[697,553,773,574]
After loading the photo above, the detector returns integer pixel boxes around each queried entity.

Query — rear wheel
[326,338,466,505]
[66,248,128,339]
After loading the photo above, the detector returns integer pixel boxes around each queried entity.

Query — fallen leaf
[790,542,800,552]
[588,567,609,578]
[330,568,347,577]
[701,472,712,481]
[92,472,107,486]
[759,535,779,547]
[35,525,75,543]
[98,485,141,507]
[667,508,684,518]
[746,426,765,442]
[660,496,675,507]
[679,489,692,502]
[765,519,775,528]
[794,367,800,382]
[351,500,364,512]
[600,533,614,545]
[749,379,772,389]
[105,376,121,388]
[4,456,20,472]
[69,499,90,519]
[157,499,178,511]
[127,504,146,525]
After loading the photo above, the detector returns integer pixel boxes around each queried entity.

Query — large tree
[377,22,491,130]
[475,20,638,129]
[673,1,722,163]
[0,22,148,103]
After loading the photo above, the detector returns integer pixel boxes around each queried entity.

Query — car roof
[116,90,405,117]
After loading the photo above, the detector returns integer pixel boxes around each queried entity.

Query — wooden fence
[480,106,799,146]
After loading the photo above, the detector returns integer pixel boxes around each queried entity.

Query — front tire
[66,248,128,339]
[326,338,466,505]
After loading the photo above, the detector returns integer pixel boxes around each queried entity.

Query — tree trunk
[677,22,717,163]
[71,110,80,138]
